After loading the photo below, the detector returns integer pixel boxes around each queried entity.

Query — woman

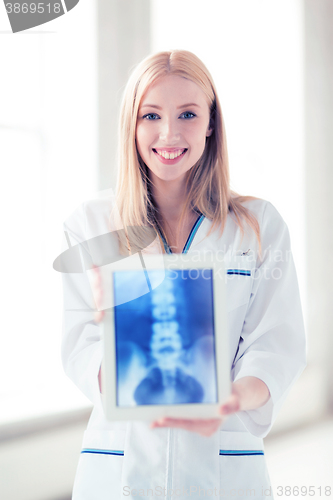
[61,50,306,499]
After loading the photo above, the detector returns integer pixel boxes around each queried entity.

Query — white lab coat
[61,191,306,499]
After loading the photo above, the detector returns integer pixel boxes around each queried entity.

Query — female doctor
[61,50,307,499]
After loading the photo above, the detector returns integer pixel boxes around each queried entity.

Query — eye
[180,111,196,119]
[142,113,160,120]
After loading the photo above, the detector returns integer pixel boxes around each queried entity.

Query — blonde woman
[61,50,306,499]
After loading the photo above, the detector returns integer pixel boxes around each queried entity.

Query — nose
[159,117,180,143]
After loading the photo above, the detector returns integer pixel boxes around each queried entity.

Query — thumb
[219,394,240,415]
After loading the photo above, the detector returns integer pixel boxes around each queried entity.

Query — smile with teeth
[153,148,187,160]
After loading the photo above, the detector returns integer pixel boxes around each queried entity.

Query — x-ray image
[113,269,218,406]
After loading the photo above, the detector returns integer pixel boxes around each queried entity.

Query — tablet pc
[101,253,230,420]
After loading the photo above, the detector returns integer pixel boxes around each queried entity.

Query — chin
[158,173,186,182]
[154,167,190,182]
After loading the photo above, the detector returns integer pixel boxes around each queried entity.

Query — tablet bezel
[102,253,230,420]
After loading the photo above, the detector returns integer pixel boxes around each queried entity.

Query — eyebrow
[140,103,200,110]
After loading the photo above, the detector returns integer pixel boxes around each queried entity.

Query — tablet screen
[113,268,218,407]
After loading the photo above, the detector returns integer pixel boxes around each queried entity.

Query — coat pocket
[219,430,271,499]
[72,429,126,500]
[225,255,254,312]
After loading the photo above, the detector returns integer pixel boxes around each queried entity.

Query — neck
[149,172,190,223]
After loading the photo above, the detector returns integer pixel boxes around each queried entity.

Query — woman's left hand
[150,377,270,437]
[150,390,241,437]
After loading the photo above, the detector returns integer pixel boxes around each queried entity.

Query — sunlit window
[151,0,309,430]
[0,1,98,424]
[151,0,305,310]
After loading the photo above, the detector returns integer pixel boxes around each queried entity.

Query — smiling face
[135,75,213,183]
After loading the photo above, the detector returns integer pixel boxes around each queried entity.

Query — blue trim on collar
[183,214,205,254]
[157,213,205,254]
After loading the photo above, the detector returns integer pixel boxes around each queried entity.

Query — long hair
[111,50,261,255]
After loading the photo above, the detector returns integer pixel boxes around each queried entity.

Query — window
[0,0,98,425]
[151,0,313,431]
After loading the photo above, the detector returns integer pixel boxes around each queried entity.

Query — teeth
[155,149,185,159]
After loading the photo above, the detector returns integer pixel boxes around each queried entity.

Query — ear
[206,116,214,137]
[206,125,213,137]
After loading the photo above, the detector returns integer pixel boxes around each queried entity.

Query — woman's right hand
[98,365,103,394]
[91,265,104,393]
[92,264,105,323]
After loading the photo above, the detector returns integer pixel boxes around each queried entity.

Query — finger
[92,265,103,287]
[91,266,104,309]
[93,272,102,286]
[94,309,105,323]
[219,394,240,415]
[150,419,165,429]
[153,418,222,436]
[92,277,102,295]
[158,417,222,426]
[151,417,170,427]
[94,289,103,307]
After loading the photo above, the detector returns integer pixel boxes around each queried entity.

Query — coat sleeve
[60,202,103,408]
[231,201,307,438]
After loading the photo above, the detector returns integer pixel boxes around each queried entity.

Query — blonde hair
[111,50,261,255]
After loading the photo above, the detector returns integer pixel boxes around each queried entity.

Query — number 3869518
[5,3,62,14]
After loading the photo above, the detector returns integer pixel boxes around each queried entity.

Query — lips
[153,148,187,163]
